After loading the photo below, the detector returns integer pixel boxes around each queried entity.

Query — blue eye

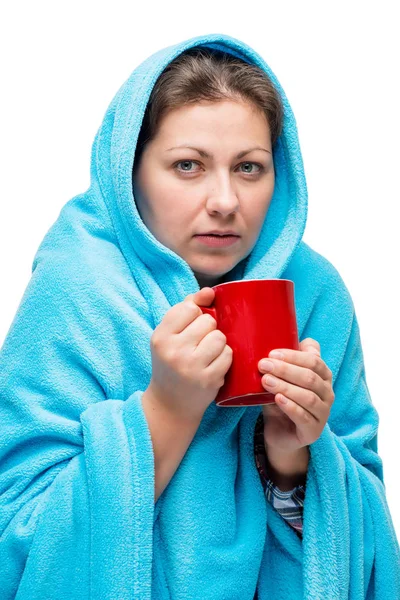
[238,162,263,174]
[174,160,264,175]
[175,160,198,172]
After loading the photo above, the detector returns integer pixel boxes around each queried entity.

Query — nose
[205,176,240,217]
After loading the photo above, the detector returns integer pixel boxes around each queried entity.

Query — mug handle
[199,305,218,323]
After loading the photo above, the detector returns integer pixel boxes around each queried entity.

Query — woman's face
[132,99,275,288]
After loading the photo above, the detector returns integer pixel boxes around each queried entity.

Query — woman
[0,32,399,599]
[132,47,306,534]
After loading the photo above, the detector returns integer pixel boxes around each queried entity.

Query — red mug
[199,279,299,407]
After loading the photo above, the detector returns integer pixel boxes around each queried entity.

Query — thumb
[300,337,321,356]
[193,286,215,306]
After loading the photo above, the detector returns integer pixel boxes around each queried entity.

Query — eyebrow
[165,145,272,159]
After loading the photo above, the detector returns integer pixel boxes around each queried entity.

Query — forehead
[154,101,271,146]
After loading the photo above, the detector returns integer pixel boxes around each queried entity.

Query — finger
[266,348,332,383]
[273,391,322,436]
[262,376,331,423]
[192,287,215,307]
[259,357,328,402]
[161,288,215,335]
[181,312,219,351]
[299,337,321,356]
[161,299,202,335]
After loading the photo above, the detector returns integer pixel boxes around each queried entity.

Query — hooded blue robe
[0,32,399,599]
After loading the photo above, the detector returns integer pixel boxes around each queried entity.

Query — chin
[191,258,241,280]
[193,257,235,272]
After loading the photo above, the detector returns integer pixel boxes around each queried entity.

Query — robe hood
[89,32,308,324]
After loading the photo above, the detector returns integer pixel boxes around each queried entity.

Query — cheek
[148,191,196,248]
[244,194,272,232]
[154,183,198,224]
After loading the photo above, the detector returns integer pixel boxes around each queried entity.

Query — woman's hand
[258,338,335,454]
[147,287,233,424]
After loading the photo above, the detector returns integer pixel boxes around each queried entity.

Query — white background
[1,1,399,539]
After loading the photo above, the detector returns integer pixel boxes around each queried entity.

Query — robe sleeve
[0,257,155,599]
[258,266,400,599]
[302,296,400,597]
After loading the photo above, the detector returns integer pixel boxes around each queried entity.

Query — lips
[197,232,240,237]
[194,234,240,247]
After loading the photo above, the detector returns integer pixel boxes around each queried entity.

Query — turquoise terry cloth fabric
[0,32,399,600]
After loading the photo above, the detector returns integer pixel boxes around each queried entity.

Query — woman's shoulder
[28,190,151,323]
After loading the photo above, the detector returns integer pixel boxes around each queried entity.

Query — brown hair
[132,46,284,172]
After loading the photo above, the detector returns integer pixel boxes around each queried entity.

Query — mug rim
[210,278,293,289]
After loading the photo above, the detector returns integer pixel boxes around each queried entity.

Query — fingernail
[260,360,274,372]
[269,350,284,359]
[264,375,278,387]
